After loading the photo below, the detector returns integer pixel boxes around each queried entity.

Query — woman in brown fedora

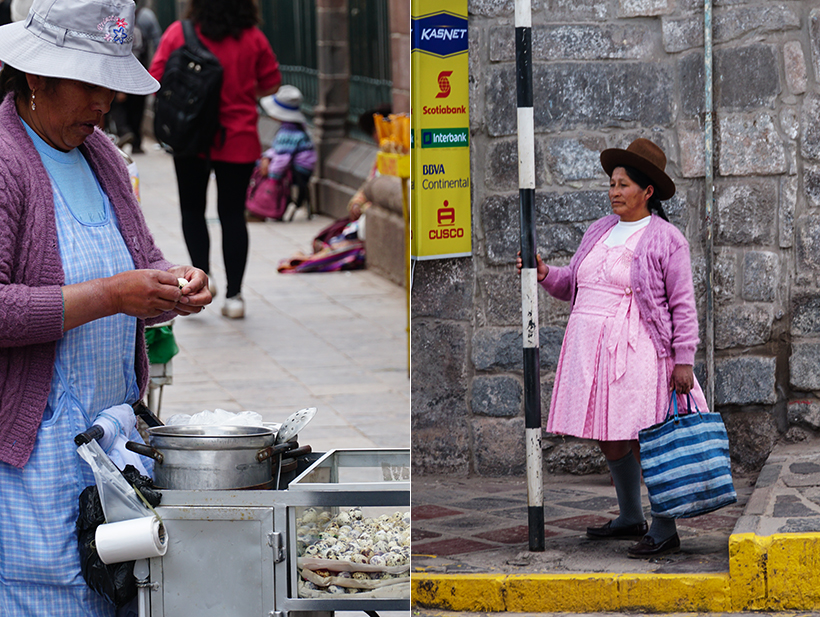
[517,137,708,558]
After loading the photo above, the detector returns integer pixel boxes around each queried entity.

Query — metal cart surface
[142,449,409,617]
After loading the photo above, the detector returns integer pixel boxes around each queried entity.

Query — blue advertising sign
[412,11,469,58]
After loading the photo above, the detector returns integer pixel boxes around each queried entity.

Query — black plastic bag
[76,465,162,607]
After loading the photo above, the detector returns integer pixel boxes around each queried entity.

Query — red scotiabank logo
[438,201,455,226]
[436,71,453,98]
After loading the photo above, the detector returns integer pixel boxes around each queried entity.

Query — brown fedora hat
[600,138,676,201]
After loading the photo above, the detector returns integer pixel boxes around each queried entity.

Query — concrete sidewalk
[132,140,409,452]
[412,438,820,613]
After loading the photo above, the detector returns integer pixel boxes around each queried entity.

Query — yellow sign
[411,0,471,260]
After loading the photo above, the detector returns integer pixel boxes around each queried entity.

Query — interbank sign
[412,12,469,58]
[421,128,469,148]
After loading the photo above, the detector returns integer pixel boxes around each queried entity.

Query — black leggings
[173,156,254,299]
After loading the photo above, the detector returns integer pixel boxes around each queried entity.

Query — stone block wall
[412,0,820,475]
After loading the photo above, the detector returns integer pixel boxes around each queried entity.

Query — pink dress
[546,227,709,441]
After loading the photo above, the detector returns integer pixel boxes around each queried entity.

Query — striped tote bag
[639,392,737,518]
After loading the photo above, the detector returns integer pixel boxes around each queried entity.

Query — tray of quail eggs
[295,506,410,597]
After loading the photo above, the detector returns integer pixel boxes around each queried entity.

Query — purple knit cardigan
[0,93,174,469]
[540,213,700,367]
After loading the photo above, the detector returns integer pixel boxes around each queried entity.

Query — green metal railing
[261,0,318,111]
[348,0,392,134]
[152,0,391,137]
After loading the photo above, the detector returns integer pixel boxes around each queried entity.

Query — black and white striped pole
[515,0,544,552]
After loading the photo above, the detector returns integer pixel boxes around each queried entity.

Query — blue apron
[0,171,140,616]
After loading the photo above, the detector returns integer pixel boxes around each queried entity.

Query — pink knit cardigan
[540,213,700,366]
[0,93,174,469]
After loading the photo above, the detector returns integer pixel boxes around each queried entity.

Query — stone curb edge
[411,532,820,612]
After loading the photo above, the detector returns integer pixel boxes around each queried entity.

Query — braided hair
[621,165,669,222]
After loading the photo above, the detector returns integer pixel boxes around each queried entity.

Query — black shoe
[586,520,648,540]
[627,533,681,558]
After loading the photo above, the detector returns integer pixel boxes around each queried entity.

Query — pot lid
[147,425,274,438]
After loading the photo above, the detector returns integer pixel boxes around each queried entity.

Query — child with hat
[249,85,316,221]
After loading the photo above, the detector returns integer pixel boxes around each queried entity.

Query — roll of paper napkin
[96,516,168,564]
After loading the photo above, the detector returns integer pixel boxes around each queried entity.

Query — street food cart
[134,447,409,617]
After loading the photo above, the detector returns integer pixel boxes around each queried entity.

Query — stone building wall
[411,0,820,476]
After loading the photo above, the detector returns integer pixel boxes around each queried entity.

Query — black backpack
[153,20,223,157]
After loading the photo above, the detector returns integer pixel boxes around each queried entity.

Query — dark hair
[186,0,259,41]
[358,103,392,138]
[0,64,30,100]
[621,165,668,221]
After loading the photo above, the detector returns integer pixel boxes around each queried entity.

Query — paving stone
[412,538,497,556]
[411,528,442,542]
[791,461,820,475]
[473,525,561,544]
[412,505,465,520]
[548,514,612,532]
[779,518,820,533]
[449,497,525,511]
[676,514,737,531]
[772,494,820,517]
[555,496,620,512]
[434,515,512,532]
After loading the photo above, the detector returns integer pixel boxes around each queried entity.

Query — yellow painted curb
[505,574,619,613]
[412,572,731,613]
[412,573,505,612]
[729,532,770,610]
[731,532,820,611]
[412,533,820,613]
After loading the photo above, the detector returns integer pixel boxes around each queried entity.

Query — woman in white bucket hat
[0,0,211,613]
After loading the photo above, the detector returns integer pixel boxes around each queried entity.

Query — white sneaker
[221,294,245,319]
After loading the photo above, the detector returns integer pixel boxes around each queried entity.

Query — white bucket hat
[0,0,158,95]
[260,85,306,123]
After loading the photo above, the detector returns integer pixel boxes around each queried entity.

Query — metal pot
[125,425,295,490]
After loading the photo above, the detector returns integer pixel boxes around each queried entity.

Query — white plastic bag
[165,408,264,427]
[77,440,153,523]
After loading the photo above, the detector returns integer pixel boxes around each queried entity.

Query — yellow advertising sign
[411,0,472,260]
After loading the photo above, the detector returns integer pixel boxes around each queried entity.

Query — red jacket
[150,21,281,163]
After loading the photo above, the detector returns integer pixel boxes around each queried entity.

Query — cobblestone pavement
[412,437,820,613]
[412,469,756,575]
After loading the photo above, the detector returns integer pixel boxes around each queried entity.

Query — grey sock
[648,516,677,542]
[607,451,645,527]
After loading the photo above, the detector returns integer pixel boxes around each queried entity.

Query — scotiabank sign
[421,104,467,115]
[411,0,472,260]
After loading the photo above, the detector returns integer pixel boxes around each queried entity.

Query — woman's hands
[62,267,212,331]
[670,364,695,395]
[168,266,212,316]
[516,251,549,282]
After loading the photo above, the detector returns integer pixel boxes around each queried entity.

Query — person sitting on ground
[311,103,392,252]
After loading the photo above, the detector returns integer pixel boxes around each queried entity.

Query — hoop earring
[30,91,36,111]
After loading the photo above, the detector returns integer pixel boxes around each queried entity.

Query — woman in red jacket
[150,0,281,319]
